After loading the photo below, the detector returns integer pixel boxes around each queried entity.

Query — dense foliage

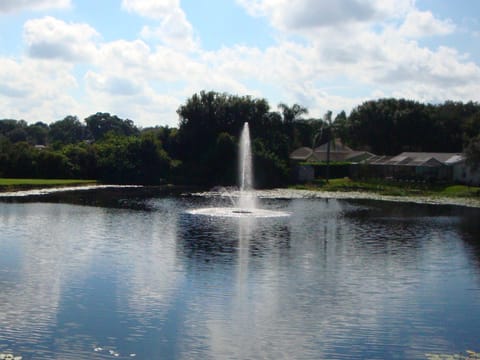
[343,99,480,154]
[0,93,479,186]
[0,113,173,184]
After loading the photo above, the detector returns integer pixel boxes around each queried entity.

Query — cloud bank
[0,0,478,127]
[0,0,70,14]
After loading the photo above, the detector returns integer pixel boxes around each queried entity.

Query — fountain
[235,122,256,213]
[187,123,289,218]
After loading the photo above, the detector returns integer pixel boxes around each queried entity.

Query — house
[290,140,375,182]
[355,152,480,185]
[290,140,374,163]
[291,144,480,185]
[290,147,314,162]
[450,156,480,186]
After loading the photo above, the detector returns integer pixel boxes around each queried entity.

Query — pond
[0,189,479,359]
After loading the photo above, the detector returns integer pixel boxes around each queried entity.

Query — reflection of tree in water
[458,207,480,272]
[176,213,291,263]
[0,186,186,210]
[343,200,480,279]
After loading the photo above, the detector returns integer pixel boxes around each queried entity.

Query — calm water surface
[0,192,479,359]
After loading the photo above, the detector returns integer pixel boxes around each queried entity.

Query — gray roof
[290,147,313,161]
[390,152,464,166]
[361,152,465,167]
[290,141,377,163]
[344,151,375,162]
[291,147,466,168]
[363,155,394,165]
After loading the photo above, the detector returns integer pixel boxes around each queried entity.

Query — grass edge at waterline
[291,177,480,198]
[0,178,97,192]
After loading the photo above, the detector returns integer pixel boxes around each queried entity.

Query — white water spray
[238,122,256,210]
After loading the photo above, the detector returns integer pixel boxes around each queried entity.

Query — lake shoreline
[266,188,480,208]
[1,184,479,209]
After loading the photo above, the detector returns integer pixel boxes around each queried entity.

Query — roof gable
[394,152,464,164]
[290,147,313,160]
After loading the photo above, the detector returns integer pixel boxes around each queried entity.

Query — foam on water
[0,185,141,197]
[186,207,289,218]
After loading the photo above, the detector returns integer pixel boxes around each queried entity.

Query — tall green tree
[7,142,36,177]
[292,118,324,149]
[333,110,348,144]
[429,101,480,152]
[277,103,308,149]
[85,112,139,141]
[176,90,272,185]
[311,111,335,182]
[94,134,171,184]
[27,122,49,145]
[465,135,480,171]
[0,136,11,177]
[35,150,70,178]
[464,111,480,171]
[62,143,98,179]
[347,99,436,154]
[0,119,28,143]
[49,116,88,145]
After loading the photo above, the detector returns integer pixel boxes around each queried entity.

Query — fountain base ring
[186,207,289,218]
[232,210,253,214]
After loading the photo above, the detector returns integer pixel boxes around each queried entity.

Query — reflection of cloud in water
[0,200,183,358]
[117,200,182,322]
[0,204,110,349]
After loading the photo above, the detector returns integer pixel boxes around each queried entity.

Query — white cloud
[140,8,198,51]
[399,10,455,38]
[23,16,99,62]
[83,38,255,126]
[121,0,179,20]
[85,72,143,96]
[1,0,479,127]
[84,72,182,127]
[274,0,377,29]
[122,0,197,51]
[231,0,480,116]
[236,0,414,31]
[0,57,80,121]
[82,40,188,126]
[0,0,70,13]
[96,39,151,71]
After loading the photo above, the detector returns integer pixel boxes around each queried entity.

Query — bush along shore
[293,177,480,198]
[289,177,480,208]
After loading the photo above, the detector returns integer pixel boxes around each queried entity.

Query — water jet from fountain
[187,122,289,218]
[238,122,256,211]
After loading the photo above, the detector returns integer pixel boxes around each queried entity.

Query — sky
[0,0,479,128]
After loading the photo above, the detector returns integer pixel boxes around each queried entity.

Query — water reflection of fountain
[187,122,289,218]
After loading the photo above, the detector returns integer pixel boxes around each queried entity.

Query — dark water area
[0,190,479,359]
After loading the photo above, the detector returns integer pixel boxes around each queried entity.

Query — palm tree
[312,111,334,183]
[278,103,308,149]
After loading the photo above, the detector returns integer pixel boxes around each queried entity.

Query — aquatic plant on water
[426,350,480,359]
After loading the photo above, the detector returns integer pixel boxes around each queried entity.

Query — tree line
[1,91,479,187]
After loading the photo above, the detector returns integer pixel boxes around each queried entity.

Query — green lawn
[0,178,97,191]
[292,177,480,198]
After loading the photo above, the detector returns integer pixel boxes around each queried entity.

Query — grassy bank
[0,178,97,192]
[292,178,480,198]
